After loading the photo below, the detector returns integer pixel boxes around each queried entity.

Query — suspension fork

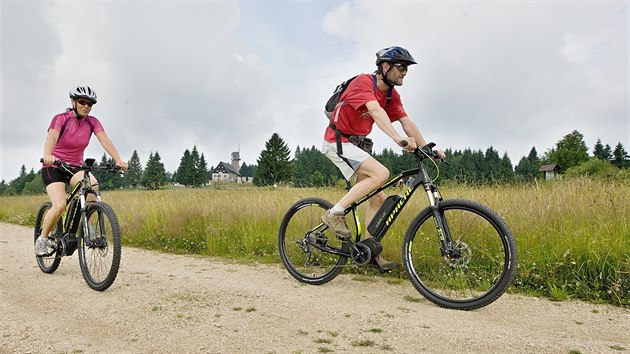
[424,183,455,254]
[78,185,102,239]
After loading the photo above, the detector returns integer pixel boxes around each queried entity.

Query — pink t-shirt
[324,73,407,143]
[44,112,105,166]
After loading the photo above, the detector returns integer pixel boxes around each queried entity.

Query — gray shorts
[322,141,371,181]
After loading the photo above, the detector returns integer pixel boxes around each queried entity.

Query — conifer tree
[593,139,612,161]
[126,150,143,188]
[254,133,292,186]
[612,143,629,169]
[142,152,166,190]
[176,149,194,186]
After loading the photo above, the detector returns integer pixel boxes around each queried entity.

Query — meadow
[1,177,628,307]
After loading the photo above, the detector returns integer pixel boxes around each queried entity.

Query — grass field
[1,177,628,307]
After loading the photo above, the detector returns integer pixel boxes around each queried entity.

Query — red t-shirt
[324,73,407,143]
[44,112,105,166]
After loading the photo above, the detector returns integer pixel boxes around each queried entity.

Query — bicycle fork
[78,191,103,246]
[424,185,461,260]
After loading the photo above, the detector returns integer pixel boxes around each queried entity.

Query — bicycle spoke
[79,202,121,291]
[279,198,349,285]
[403,199,517,310]
[34,202,62,273]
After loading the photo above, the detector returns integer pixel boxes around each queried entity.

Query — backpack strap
[329,122,350,156]
[371,74,392,105]
[331,75,392,156]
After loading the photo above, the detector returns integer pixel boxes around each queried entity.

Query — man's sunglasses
[392,63,408,72]
[76,99,95,107]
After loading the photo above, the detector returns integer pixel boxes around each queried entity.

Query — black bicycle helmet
[375,46,417,66]
[69,86,97,104]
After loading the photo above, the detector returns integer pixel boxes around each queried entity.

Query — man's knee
[360,158,389,184]
[376,167,389,184]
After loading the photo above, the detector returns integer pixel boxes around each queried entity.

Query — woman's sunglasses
[76,99,94,107]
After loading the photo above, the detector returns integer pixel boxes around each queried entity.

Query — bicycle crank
[350,242,372,266]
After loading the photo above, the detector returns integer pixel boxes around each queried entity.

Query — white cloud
[0,1,627,181]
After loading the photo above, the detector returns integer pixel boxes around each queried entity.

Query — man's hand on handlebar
[397,137,417,152]
[434,148,446,160]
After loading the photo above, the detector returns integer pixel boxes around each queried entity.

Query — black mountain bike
[34,158,123,291]
[278,143,518,310]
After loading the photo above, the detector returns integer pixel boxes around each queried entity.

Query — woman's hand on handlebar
[116,161,129,171]
[42,155,57,165]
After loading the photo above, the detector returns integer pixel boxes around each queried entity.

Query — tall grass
[1,178,628,306]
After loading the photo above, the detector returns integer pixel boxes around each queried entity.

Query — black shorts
[41,166,78,187]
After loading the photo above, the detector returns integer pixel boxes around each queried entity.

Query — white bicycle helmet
[69,86,97,103]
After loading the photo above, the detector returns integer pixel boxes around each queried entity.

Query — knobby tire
[278,197,349,285]
[78,201,122,291]
[402,199,517,310]
[34,202,62,273]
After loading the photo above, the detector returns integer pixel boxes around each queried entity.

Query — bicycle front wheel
[78,201,122,291]
[278,198,349,285]
[34,202,62,273]
[402,199,517,310]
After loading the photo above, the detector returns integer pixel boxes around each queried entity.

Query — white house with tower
[211,151,252,183]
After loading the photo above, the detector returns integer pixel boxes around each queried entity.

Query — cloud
[0,1,627,182]
[320,2,628,162]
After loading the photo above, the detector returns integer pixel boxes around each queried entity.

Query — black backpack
[324,74,392,119]
[325,74,392,155]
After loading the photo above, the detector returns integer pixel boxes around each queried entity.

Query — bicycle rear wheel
[402,199,517,310]
[34,202,62,273]
[78,201,121,291]
[278,198,349,285]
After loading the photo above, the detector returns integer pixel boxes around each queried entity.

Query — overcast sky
[1,1,628,182]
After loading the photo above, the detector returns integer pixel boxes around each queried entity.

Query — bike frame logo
[385,186,413,226]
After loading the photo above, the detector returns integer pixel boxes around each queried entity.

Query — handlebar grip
[40,158,60,164]
[400,140,408,147]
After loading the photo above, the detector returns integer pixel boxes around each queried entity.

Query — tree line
[1,130,628,195]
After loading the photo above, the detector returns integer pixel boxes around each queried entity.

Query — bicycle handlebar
[398,141,446,163]
[40,158,123,174]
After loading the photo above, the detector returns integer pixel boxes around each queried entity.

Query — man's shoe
[372,255,396,273]
[321,210,351,240]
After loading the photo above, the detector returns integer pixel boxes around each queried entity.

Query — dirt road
[1,223,628,353]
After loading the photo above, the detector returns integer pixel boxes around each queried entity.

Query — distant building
[211,151,252,183]
[538,164,559,180]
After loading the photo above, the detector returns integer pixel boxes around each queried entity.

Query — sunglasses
[392,63,409,72]
[76,99,94,107]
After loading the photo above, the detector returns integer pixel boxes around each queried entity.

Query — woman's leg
[40,182,67,238]
[69,171,99,202]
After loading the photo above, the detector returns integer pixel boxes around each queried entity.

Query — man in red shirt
[321,46,445,272]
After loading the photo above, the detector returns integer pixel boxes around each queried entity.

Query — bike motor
[351,238,383,265]
[58,236,78,256]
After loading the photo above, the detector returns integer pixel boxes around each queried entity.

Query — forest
[1,130,628,195]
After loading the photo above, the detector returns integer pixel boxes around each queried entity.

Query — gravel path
[1,222,628,353]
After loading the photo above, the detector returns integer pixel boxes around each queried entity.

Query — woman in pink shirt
[36,86,128,256]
